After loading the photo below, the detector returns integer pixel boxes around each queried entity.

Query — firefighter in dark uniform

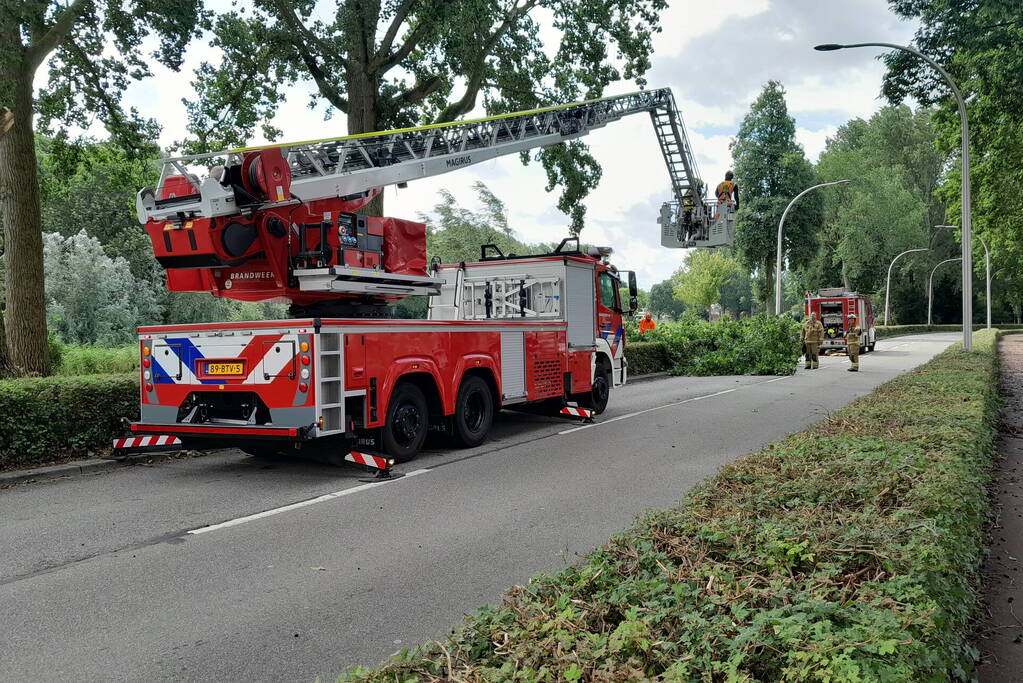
[799,311,825,369]
[846,314,861,372]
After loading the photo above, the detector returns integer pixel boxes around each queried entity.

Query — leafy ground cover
[340,330,1001,681]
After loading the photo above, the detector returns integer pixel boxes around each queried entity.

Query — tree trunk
[0,71,50,375]
[346,71,385,218]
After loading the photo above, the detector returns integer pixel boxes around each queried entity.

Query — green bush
[645,313,800,376]
[53,344,139,375]
[340,330,1000,681]
[624,341,670,376]
[0,373,139,470]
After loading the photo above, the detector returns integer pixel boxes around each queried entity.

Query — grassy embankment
[339,330,1001,680]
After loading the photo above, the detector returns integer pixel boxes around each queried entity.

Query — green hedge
[0,373,139,470]
[340,330,1000,680]
[625,342,670,376]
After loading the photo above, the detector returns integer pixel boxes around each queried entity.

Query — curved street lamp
[928,257,962,326]
[884,248,928,325]
[816,41,973,349]
[774,179,853,315]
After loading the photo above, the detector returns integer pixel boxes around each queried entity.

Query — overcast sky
[72,0,918,289]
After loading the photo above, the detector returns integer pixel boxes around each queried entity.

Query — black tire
[381,382,429,462]
[452,375,494,447]
[578,363,611,415]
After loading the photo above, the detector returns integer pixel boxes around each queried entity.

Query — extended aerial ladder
[136,87,732,312]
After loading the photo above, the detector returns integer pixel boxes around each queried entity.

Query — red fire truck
[805,288,877,354]
[118,89,730,471]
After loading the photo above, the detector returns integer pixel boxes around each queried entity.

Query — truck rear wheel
[453,375,494,448]
[381,382,429,462]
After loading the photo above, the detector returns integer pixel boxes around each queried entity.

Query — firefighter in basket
[846,314,861,372]
[800,311,824,370]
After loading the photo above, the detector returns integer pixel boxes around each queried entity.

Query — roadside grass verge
[340,330,1000,681]
[875,323,1023,339]
[50,343,139,375]
[0,374,139,470]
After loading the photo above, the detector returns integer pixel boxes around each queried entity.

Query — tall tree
[648,279,686,319]
[811,106,941,297]
[730,81,822,313]
[182,0,667,230]
[421,181,529,264]
[0,1,203,374]
[883,0,1023,322]
[671,249,742,314]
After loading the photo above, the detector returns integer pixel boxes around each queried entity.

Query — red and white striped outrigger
[111,435,183,458]
[559,405,595,423]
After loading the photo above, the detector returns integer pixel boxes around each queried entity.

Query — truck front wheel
[382,382,429,462]
[576,363,611,415]
[453,375,494,447]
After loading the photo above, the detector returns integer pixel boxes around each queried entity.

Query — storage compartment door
[565,264,595,349]
[500,331,526,401]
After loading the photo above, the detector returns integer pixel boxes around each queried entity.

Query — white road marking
[761,376,790,383]
[558,388,737,435]
[187,468,431,535]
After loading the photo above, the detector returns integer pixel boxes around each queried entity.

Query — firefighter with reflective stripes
[846,314,861,372]
[800,311,824,369]
[715,170,739,209]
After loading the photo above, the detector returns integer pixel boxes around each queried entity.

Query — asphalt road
[0,333,958,681]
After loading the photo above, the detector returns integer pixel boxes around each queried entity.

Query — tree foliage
[648,279,687,319]
[421,181,531,265]
[809,106,944,300]
[42,231,162,345]
[730,81,821,312]
[671,250,743,313]
[0,0,204,375]
[183,0,667,232]
[882,0,1023,322]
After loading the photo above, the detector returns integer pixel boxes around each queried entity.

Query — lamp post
[815,41,973,350]
[928,257,962,326]
[884,248,928,325]
[774,179,852,315]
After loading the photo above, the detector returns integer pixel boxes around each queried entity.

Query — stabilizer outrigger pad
[347,450,403,481]
[559,405,595,424]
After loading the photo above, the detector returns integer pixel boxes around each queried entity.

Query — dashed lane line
[186,468,432,535]
[558,388,738,435]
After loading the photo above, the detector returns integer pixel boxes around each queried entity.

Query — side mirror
[627,271,639,313]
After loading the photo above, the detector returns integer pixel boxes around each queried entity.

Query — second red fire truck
[805,288,877,355]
